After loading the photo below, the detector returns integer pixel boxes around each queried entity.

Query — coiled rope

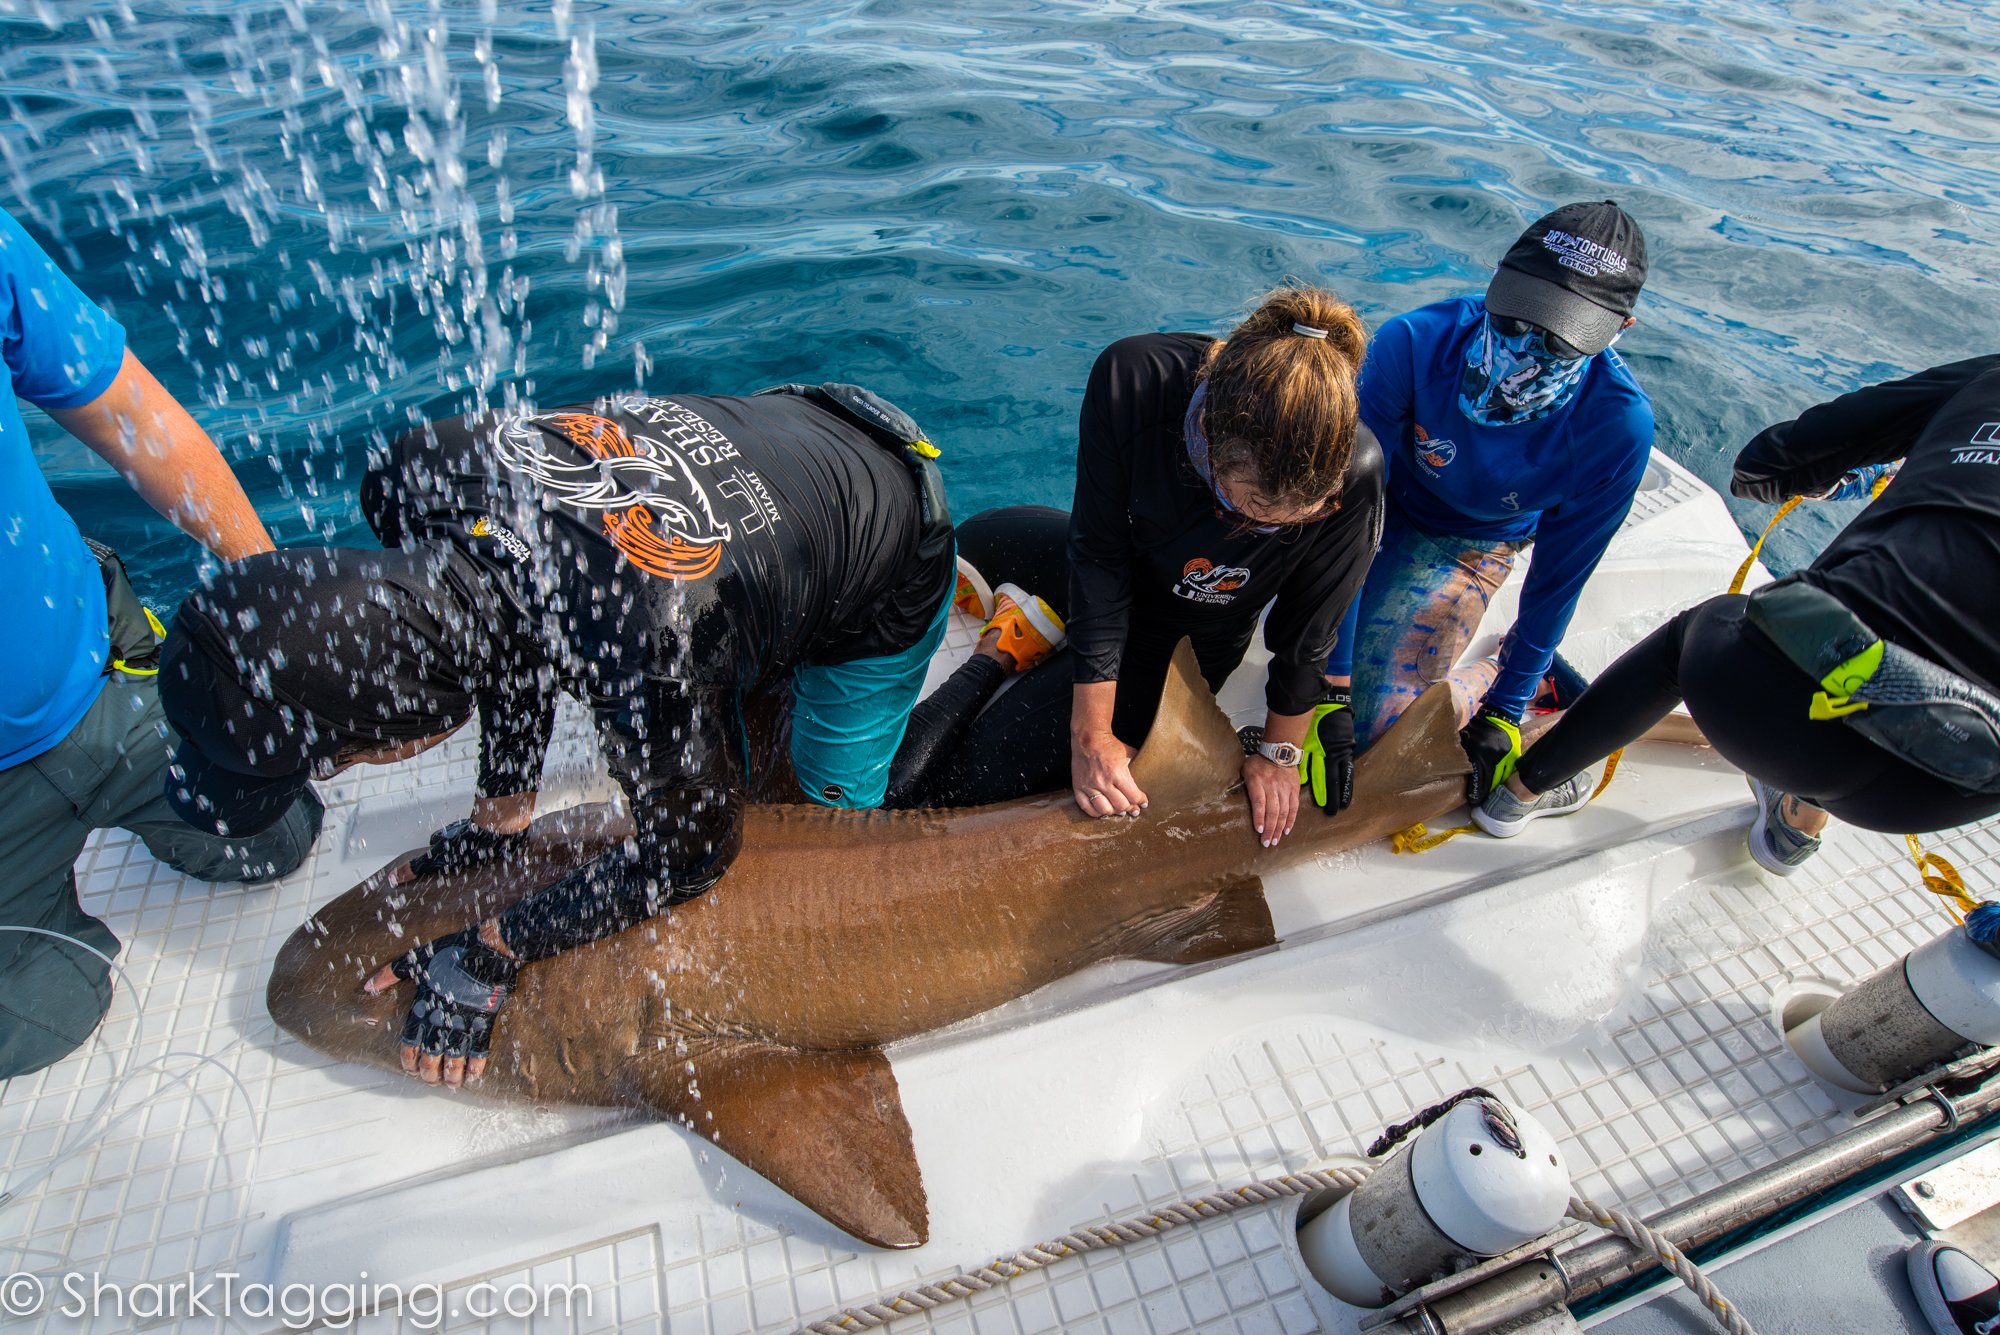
[799,1164,1755,1335]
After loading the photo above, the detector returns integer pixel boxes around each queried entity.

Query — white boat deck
[2,453,1989,1334]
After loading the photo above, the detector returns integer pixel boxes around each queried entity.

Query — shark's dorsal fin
[1129,638,1244,806]
[631,1041,929,1250]
[1350,680,1470,803]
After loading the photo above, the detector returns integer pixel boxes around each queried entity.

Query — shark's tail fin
[1129,638,1245,806]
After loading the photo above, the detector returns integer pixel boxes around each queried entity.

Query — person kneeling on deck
[1479,358,2000,874]
[0,205,321,1081]
[1323,201,1653,805]
[157,387,970,1087]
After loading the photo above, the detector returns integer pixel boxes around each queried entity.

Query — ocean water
[4,0,1996,606]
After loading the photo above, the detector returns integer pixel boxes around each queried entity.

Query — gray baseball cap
[1485,200,1648,356]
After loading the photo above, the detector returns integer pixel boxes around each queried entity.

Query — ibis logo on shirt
[1413,422,1457,476]
[1173,557,1251,606]
[1957,423,2000,466]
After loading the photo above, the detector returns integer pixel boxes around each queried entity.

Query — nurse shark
[267,642,1527,1250]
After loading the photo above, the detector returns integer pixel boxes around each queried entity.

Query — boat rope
[1567,1194,1755,1335]
[799,1166,1370,1333]
[799,1165,1756,1335]
[1388,494,1804,858]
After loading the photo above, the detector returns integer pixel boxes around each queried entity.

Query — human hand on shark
[362,916,518,1088]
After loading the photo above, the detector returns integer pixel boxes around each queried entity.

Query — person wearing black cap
[1323,200,1654,808]
[159,388,957,1088]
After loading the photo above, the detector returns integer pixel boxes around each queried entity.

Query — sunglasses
[1207,461,1338,531]
[1492,316,1586,361]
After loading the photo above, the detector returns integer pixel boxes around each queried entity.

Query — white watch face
[1260,741,1302,767]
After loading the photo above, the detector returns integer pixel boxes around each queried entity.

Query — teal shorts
[790,584,952,809]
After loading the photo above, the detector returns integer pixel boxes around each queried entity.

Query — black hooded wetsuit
[363,393,953,957]
[1517,356,2000,832]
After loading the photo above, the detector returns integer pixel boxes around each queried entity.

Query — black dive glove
[1459,707,1523,805]
[388,927,520,1062]
[404,818,529,880]
[1299,691,1356,815]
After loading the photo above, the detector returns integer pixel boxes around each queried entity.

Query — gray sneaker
[1473,771,1592,838]
[1748,777,1821,877]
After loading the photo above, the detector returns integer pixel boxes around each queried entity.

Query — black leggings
[1517,593,2000,834]
[885,505,1254,808]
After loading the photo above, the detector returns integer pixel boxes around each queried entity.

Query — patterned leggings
[1332,510,1519,749]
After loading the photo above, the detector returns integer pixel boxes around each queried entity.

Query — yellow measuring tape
[1908,833,1976,923]
[1390,746,1624,855]
[1727,496,1803,597]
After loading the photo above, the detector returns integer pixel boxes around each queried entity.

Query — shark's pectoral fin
[1128,874,1277,964]
[632,1041,928,1250]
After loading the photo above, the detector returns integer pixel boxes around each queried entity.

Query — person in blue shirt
[1323,200,1654,807]
[0,204,321,1080]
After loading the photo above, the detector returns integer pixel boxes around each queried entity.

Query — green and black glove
[1299,691,1355,815]
[1459,707,1523,805]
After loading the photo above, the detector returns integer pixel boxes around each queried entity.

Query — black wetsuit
[364,394,952,954]
[1518,357,2000,832]
[887,335,1384,808]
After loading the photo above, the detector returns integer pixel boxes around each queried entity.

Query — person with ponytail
[1324,201,1655,813]
[889,286,1383,850]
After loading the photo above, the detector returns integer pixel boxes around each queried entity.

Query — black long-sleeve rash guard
[1067,333,1385,717]
[1731,355,2000,693]
[362,393,951,961]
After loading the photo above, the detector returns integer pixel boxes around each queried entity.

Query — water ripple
[0,0,1994,596]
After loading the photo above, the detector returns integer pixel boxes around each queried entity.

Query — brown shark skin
[267,644,1479,1249]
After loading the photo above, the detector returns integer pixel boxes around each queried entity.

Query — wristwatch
[1255,738,1303,768]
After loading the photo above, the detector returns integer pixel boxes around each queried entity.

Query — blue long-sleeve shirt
[0,205,128,769]
[1338,296,1653,718]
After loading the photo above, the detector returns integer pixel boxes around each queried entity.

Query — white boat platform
[2,451,1991,1334]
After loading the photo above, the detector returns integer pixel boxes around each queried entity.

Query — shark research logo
[490,409,737,580]
[1172,556,1250,605]
[1413,422,1456,474]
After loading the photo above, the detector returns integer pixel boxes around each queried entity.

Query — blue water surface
[3,0,1996,605]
